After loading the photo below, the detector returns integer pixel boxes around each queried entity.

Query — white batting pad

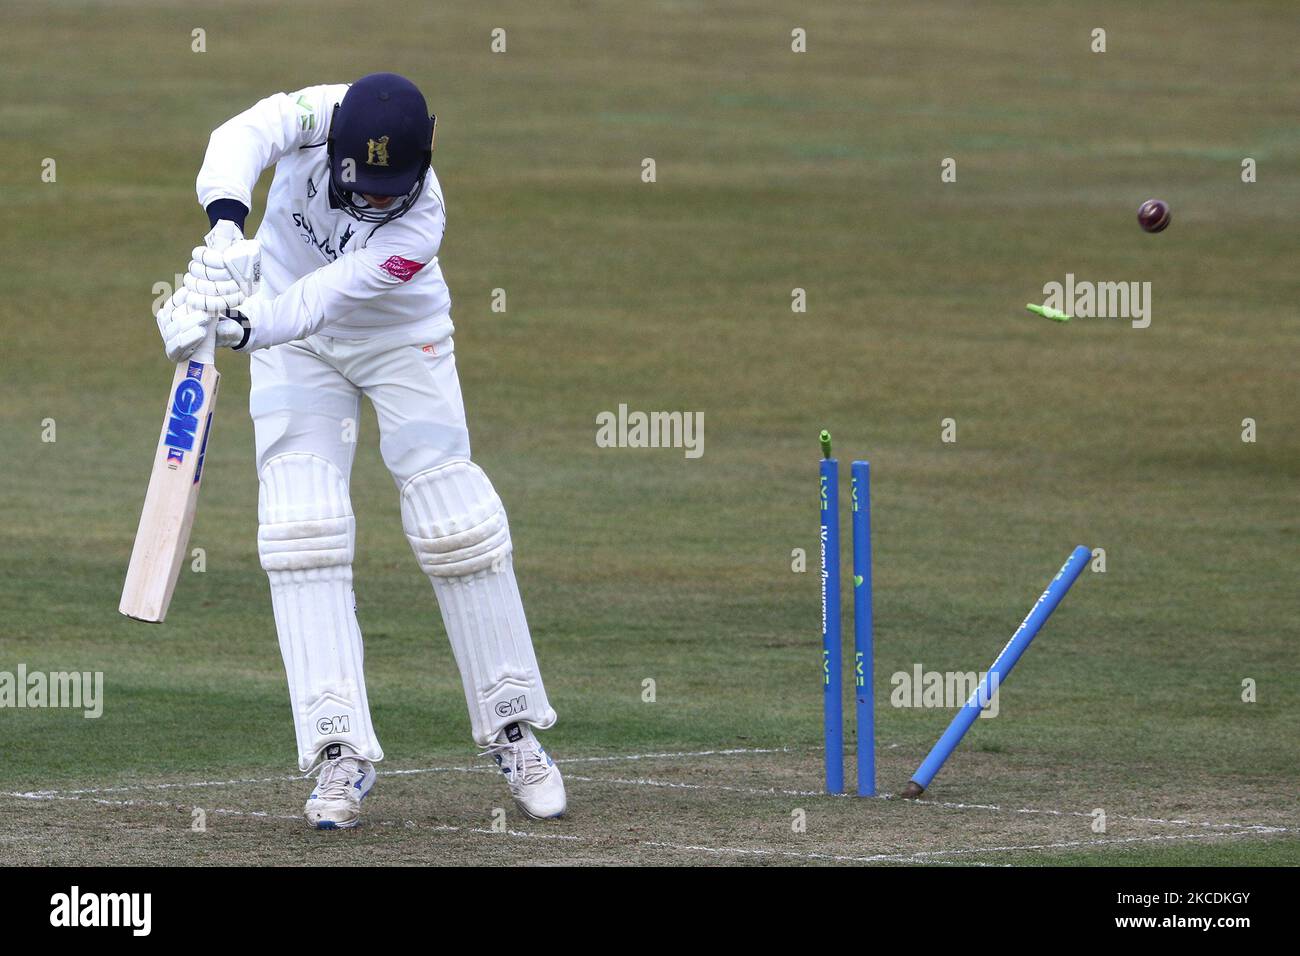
[401,460,557,744]
[259,453,383,769]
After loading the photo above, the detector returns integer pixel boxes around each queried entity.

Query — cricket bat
[119,315,220,623]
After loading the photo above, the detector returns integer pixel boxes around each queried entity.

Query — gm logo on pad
[495,696,527,717]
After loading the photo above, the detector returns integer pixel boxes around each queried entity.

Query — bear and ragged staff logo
[366,136,390,166]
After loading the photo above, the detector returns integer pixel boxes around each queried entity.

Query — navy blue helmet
[327,73,436,224]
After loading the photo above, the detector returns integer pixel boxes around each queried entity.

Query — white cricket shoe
[304,744,376,830]
[484,722,566,819]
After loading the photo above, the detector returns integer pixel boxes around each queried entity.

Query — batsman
[155,73,564,827]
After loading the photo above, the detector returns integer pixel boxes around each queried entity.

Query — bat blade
[119,354,220,623]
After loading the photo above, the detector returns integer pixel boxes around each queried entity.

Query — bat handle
[192,314,219,366]
[193,231,225,367]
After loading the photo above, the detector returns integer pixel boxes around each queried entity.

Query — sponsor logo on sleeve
[296,94,316,132]
[379,255,426,281]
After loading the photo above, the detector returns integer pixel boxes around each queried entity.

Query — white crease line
[561,773,1297,835]
[3,767,498,798]
[892,795,1294,834]
[17,793,578,842]
[6,746,1294,837]
[6,775,305,798]
[19,793,301,820]
[640,841,1003,866]
[644,830,1255,866]
[402,823,579,841]
[10,793,1267,866]
[889,830,1257,860]
[561,748,796,764]
[642,842,1003,868]
[11,791,983,864]
[564,773,829,799]
[1,747,793,798]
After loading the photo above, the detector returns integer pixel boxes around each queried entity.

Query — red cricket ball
[1138,198,1171,233]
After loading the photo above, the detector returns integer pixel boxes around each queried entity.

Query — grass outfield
[0,0,1296,865]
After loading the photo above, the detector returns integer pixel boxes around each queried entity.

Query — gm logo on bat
[164,361,208,465]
